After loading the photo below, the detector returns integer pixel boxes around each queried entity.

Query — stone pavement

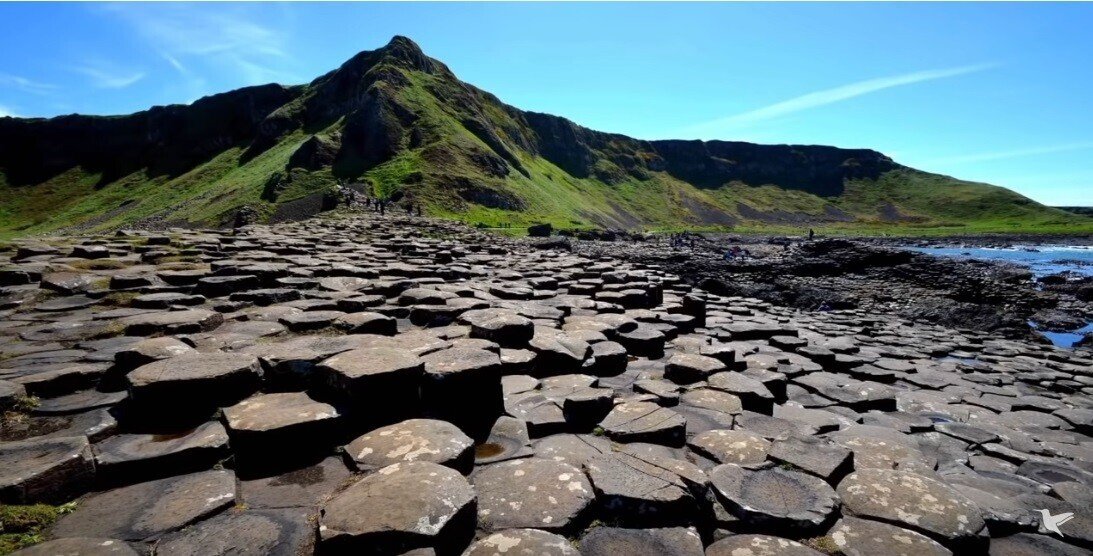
[1,212,1091,555]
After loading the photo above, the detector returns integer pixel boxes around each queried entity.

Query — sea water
[905,244,1093,347]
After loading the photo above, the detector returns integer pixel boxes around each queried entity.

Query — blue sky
[1,3,1090,206]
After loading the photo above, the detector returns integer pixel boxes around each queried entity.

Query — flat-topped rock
[710,464,840,532]
[223,391,339,463]
[837,468,986,547]
[599,401,687,446]
[461,308,534,347]
[93,421,228,481]
[586,450,708,525]
[827,516,952,556]
[664,353,726,384]
[121,309,224,336]
[0,435,94,503]
[706,535,825,556]
[317,346,423,420]
[688,429,771,468]
[127,352,261,413]
[472,458,593,532]
[154,507,315,556]
[51,470,236,541]
[9,538,138,555]
[319,461,476,554]
[578,526,704,556]
[463,529,578,556]
[345,418,474,473]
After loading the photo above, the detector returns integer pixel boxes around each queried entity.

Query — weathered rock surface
[0,213,1089,556]
[319,461,476,554]
[472,458,593,532]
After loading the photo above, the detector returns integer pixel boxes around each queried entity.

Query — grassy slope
[2,64,1091,238]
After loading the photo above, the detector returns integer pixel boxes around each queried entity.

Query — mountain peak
[377,35,435,73]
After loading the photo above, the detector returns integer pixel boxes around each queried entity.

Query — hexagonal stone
[837,469,986,547]
[195,275,260,297]
[41,272,96,294]
[827,516,952,556]
[345,418,474,473]
[461,308,534,348]
[93,421,229,482]
[986,532,1087,556]
[154,508,315,556]
[472,458,593,532]
[51,470,236,541]
[689,429,771,468]
[319,461,476,554]
[829,425,935,472]
[223,392,339,463]
[578,526,704,556]
[533,433,611,468]
[131,292,205,309]
[121,309,224,336]
[0,436,95,503]
[113,337,195,371]
[706,535,825,556]
[710,464,840,533]
[664,353,726,384]
[600,401,687,446]
[421,347,503,438]
[463,528,578,556]
[768,436,853,483]
[8,538,138,555]
[586,451,708,525]
[279,310,345,332]
[710,372,775,412]
[333,311,397,335]
[528,329,592,375]
[127,353,261,414]
[616,325,666,358]
[317,347,424,421]
[237,456,353,511]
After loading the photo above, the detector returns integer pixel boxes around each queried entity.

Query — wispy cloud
[685,63,996,136]
[0,104,18,118]
[104,4,296,85]
[72,65,145,89]
[0,72,57,95]
[925,142,1093,165]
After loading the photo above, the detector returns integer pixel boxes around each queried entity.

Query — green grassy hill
[2,36,1090,238]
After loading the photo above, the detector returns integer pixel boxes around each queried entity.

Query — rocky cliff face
[0,36,1081,234]
[0,84,301,187]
